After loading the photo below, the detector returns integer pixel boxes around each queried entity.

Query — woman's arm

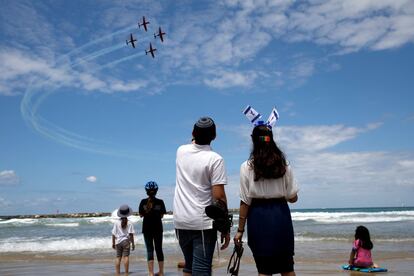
[129,233,135,251]
[138,200,144,217]
[161,200,167,219]
[288,194,298,203]
[233,200,249,246]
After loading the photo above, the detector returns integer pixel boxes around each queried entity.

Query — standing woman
[139,181,167,276]
[234,122,299,276]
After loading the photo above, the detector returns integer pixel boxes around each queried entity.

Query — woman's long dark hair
[249,125,287,181]
[121,217,128,229]
[355,225,373,250]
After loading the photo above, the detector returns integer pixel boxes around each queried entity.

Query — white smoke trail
[96,51,145,71]
[71,34,150,68]
[59,26,136,63]
[20,25,154,158]
[70,44,125,67]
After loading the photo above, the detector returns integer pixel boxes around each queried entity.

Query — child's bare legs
[147,260,154,276]
[158,261,164,276]
[124,256,130,274]
[115,257,121,274]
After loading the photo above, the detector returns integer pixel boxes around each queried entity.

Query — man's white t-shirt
[173,143,227,230]
[112,220,135,245]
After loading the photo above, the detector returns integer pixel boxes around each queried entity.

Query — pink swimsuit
[352,239,373,267]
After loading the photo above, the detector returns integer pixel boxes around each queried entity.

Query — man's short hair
[193,117,216,145]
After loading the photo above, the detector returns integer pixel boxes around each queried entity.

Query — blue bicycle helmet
[145,181,158,192]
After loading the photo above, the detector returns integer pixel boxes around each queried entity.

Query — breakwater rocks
[0,211,176,220]
[1,210,237,220]
[0,212,112,220]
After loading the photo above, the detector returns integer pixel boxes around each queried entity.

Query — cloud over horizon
[86,176,97,183]
[0,170,19,185]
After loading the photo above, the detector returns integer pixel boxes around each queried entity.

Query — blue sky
[1,0,414,215]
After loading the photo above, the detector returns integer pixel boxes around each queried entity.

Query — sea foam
[290,210,414,224]
[0,231,179,253]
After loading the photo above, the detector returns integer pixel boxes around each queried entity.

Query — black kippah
[196,117,214,128]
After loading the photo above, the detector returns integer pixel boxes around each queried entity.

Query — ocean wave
[230,211,414,224]
[376,238,414,242]
[294,236,414,243]
[0,233,179,253]
[0,237,109,252]
[163,214,174,221]
[82,216,118,224]
[295,236,349,242]
[0,218,40,226]
[45,223,80,227]
[290,211,414,224]
[2,209,413,228]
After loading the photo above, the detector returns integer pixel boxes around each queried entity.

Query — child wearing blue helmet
[139,181,166,276]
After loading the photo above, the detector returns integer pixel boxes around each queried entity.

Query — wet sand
[1,240,413,275]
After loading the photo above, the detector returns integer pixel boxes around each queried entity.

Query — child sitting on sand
[349,225,377,268]
[112,204,135,274]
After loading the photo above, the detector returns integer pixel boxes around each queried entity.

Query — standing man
[174,117,230,276]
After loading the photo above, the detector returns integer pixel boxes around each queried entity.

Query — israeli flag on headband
[243,105,261,124]
[266,107,279,128]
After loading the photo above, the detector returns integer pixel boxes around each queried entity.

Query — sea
[1,207,413,255]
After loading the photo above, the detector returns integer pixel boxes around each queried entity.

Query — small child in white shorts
[112,204,135,274]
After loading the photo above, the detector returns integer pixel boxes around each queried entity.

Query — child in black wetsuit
[139,181,166,276]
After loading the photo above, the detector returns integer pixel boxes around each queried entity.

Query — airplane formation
[126,16,166,58]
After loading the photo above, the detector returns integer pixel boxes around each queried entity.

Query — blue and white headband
[242,105,279,129]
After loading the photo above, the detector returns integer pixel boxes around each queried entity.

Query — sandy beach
[1,240,413,275]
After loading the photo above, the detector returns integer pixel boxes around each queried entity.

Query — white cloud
[398,160,414,169]
[288,59,316,86]
[276,123,382,153]
[86,176,97,183]
[109,80,148,93]
[0,170,19,185]
[271,122,414,195]
[284,0,414,53]
[0,47,152,96]
[294,151,414,189]
[156,0,414,90]
[227,122,383,154]
[0,49,74,96]
[3,0,413,97]
[204,71,257,89]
